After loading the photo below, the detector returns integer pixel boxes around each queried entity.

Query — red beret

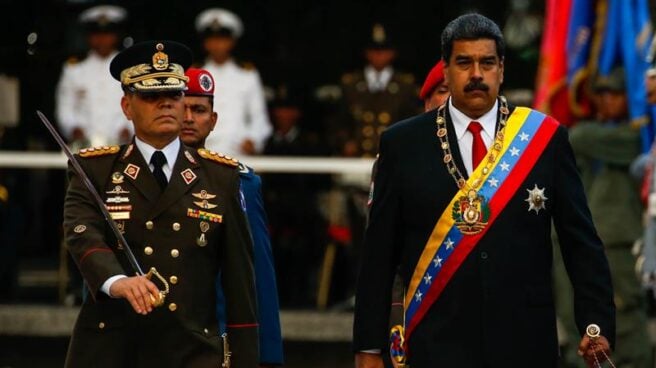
[184,67,215,96]
[419,60,445,100]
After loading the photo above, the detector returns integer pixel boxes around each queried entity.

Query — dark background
[0,0,546,148]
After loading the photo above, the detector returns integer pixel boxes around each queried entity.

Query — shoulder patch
[198,148,239,167]
[79,145,120,158]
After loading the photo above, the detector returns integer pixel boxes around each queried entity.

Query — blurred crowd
[2,2,656,365]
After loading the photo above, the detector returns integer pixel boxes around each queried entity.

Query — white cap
[195,8,243,38]
[79,5,127,25]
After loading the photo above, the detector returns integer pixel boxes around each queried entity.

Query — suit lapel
[444,108,470,180]
[147,145,202,219]
[118,142,160,203]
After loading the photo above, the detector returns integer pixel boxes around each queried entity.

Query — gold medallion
[452,192,490,235]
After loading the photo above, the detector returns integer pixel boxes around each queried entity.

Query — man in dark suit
[353,13,615,368]
[63,40,258,368]
[180,67,284,367]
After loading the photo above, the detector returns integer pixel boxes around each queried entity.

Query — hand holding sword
[37,110,169,312]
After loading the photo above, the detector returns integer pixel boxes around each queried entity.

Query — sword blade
[36,110,144,276]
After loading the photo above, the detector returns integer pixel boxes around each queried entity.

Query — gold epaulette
[341,72,355,85]
[78,145,120,157]
[66,56,80,65]
[397,72,415,84]
[198,148,239,167]
[239,61,256,71]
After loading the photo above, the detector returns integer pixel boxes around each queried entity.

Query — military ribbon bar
[187,208,223,223]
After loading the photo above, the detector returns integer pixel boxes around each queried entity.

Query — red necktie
[467,121,487,169]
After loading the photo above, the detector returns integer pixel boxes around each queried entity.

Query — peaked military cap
[79,5,127,33]
[195,8,244,39]
[109,40,192,93]
[365,23,394,50]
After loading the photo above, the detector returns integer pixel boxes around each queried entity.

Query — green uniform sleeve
[63,158,124,299]
[569,121,641,166]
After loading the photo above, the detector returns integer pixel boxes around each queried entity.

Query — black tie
[150,151,168,190]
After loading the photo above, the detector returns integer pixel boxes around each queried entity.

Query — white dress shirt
[133,136,180,181]
[55,50,132,146]
[100,137,180,296]
[202,58,272,156]
[448,98,498,175]
[364,65,393,92]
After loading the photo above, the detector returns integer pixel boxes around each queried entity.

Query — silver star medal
[525,184,547,214]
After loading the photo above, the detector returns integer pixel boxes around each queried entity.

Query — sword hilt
[145,267,169,307]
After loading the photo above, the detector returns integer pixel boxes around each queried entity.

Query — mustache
[464,80,489,93]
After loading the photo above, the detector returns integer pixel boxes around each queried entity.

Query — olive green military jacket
[569,121,642,246]
[339,70,421,157]
[63,141,258,368]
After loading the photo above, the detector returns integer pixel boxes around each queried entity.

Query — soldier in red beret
[419,60,449,112]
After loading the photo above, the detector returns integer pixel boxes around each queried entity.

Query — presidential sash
[403,107,559,341]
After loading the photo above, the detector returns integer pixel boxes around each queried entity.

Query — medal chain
[435,96,510,196]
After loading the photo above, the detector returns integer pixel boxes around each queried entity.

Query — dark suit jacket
[353,106,615,368]
[63,141,258,368]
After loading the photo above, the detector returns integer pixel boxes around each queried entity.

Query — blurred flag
[534,0,655,151]
[533,0,573,126]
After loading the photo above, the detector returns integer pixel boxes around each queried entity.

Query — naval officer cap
[109,40,192,93]
[79,5,127,33]
[195,8,244,39]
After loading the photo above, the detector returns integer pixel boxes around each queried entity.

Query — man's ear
[499,59,504,85]
[120,95,132,121]
[210,112,218,131]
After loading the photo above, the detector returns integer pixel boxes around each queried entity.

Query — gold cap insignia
[373,24,386,43]
[152,43,169,71]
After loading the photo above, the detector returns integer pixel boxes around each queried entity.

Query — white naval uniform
[202,58,272,156]
[55,50,132,147]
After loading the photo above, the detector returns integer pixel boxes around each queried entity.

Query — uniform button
[168,303,177,312]
[146,221,154,230]
[172,222,181,231]
[169,275,178,284]
[171,249,179,258]
[98,322,105,329]
[480,251,488,260]
[203,328,209,335]
[378,112,391,124]
[144,246,153,256]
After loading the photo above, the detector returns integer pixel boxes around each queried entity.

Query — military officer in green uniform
[338,23,421,158]
[567,66,651,368]
[63,40,258,368]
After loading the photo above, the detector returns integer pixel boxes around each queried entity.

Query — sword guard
[145,267,169,307]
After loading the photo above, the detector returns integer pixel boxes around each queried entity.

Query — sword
[36,110,168,305]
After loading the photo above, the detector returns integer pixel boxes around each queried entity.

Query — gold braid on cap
[120,63,189,85]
